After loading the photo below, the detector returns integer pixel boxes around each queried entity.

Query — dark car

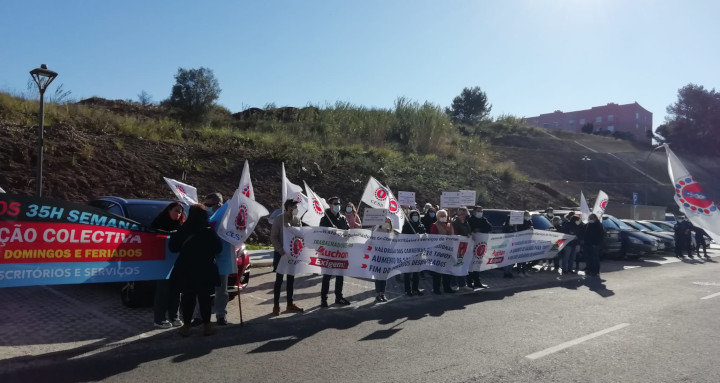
[89,197,251,308]
[622,219,675,251]
[480,209,554,233]
[538,209,622,258]
[604,215,658,259]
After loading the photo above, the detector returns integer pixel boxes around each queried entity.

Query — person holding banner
[452,208,473,290]
[374,218,394,303]
[674,216,694,259]
[402,210,426,296]
[151,202,185,329]
[270,199,305,316]
[430,209,456,294]
[169,204,223,337]
[319,197,351,307]
[583,213,604,277]
[421,205,437,229]
[343,202,363,229]
[468,206,491,288]
[694,227,709,259]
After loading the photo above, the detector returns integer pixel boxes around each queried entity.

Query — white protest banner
[666,144,720,240]
[363,208,389,226]
[592,190,609,218]
[217,188,269,246]
[398,191,416,206]
[459,190,477,206]
[440,192,460,208]
[276,227,575,279]
[238,160,255,200]
[470,230,573,272]
[282,163,308,218]
[361,176,390,209]
[302,181,329,227]
[580,191,590,223]
[163,177,198,205]
[509,211,524,225]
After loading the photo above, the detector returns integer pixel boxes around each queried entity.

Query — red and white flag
[238,160,255,200]
[592,190,609,218]
[302,181,329,227]
[665,144,720,240]
[361,176,390,209]
[163,177,198,205]
[217,188,269,246]
[281,163,308,218]
[385,186,405,232]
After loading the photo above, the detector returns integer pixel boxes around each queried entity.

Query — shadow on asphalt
[0,253,710,383]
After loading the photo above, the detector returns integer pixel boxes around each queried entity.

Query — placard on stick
[509,211,524,225]
[363,208,389,226]
[398,191,415,206]
[440,192,460,208]
[459,190,476,206]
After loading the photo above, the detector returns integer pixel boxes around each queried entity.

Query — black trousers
[321,275,344,300]
[181,292,211,325]
[431,272,453,292]
[404,272,419,292]
[467,271,482,287]
[273,251,295,305]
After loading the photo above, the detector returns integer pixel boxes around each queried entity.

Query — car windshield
[623,220,645,230]
[639,221,664,231]
[608,216,634,230]
[653,221,674,231]
[602,217,620,230]
[126,202,173,228]
[531,214,553,230]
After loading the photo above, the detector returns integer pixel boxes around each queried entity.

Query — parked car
[665,213,677,226]
[622,219,675,251]
[645,220,675,232]
[603,215,659,258]
[537,209,622,258]
[480,209,554,233]
[89,197,251,308]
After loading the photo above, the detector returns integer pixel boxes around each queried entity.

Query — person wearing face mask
[343,202,362,229]
[544,206,554,221]
[373,218,394,302]
[505,211,533,277]
[269,199,304,316]
[402,210,426,296]
[422,205,437,228]
[468,206,491,288]
[673,216,694,259]
[452,207,474,291]
[203,193,223,216]
[430,209,456,294]
[319,197,351,307]
[583,213,604,277]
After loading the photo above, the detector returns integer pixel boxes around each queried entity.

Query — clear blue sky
[2,0,718,129]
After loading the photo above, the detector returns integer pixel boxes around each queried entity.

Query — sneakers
[271,305,281,316]
[285,303,304,313]
[375,295,385,303]
[171,319,184,327]
[216,317,229,326]
[335,297,351,305]
[320,299,329,308]
[412,290,424,296]
[190,318,203,327]
[154,320,172,329]
[405,291,414,297]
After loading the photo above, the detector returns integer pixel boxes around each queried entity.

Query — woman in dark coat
[583,213,605,277]
[169,204,222,336]
[402,210,426,296]
[151,202,185,329]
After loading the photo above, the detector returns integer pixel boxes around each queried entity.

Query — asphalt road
[3,251,720,383]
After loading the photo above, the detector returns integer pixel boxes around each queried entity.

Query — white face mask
[438,216,447,223]
[524,215,530,220]
[411,216,419,222]
[345,206,353,213]
[291,208,298,216]
[333,205,341,213]
[382,223,391,230]
[575,220,581,225]
[547,213,553,218]
[589,219,596,223]
[475,212,483,218]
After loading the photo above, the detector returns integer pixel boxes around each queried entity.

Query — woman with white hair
[429,209,456,294]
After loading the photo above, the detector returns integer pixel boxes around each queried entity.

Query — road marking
[525,323,630,360]
[700,292,720,300]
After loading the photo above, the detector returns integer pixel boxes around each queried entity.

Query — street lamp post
[29,64,58,197]
[581,156,591,192]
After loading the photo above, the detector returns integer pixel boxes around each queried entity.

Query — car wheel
[121,282,142,308]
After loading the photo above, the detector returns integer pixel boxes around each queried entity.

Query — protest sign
[362,208,389,226]
[398,191,415,206]
[440,192,460,208]
[509,211,524,225]
[459,190,477,206]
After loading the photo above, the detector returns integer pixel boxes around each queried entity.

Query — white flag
[163,177,198,205]
[665,144,720,241]
[238,160,255,200]
[281,163,308,218]
[302,181,329,227]
[385,187,405,232]
[592,190,609,218]
[580,191,590,223]
[361,176,390,209]
[217,188,269,246]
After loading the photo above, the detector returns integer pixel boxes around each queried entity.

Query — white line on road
[700,292,720,300]
[525,323,630,360]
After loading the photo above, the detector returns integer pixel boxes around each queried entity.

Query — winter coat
[468,215,492,233]
[343,211,363,229]
[402,219,426,235]
[319,209,350,230]
[452,218,472,237]
[583,221,605,246]
[169,226,222,295]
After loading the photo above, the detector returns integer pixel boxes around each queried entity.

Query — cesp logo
[290,237,304,258]
[375,188,388,201]
[313,199,323,214]
[599,199,608,210]
[234,204,248,231]
[473,242,487,259]
[175,185,187,197]
[388,199,398,214]
[242,185,252,198]
[676,177,718,215]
